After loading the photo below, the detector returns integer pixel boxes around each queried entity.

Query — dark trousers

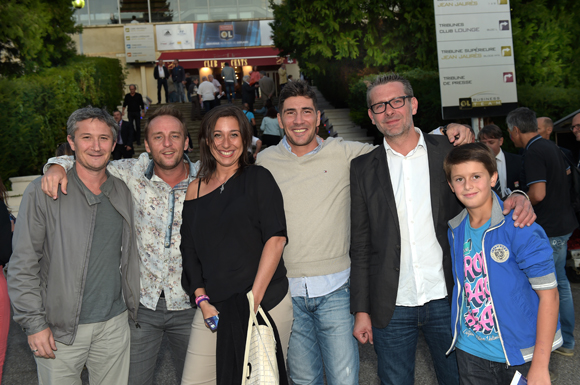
[157,78,168,103]
[112,145,132,160]
[456,349,531,385]
[128,112,141,145]
[203,100,214,113]
[191,97,201,121]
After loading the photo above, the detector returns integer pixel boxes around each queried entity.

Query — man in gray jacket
[7,107,140,385]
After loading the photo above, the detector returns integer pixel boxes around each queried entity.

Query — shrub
[0,56,125,181]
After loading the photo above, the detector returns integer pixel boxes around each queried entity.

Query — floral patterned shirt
[45,153,200,311]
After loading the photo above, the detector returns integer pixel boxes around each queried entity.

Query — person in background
[198,76,217,113]
[131,15,139,23]
[242,75,255,113]
[112,110,134,160]
[185,73,193,103]
[172,60,186,104]
[0,176,12,385]
[507,107,577,358]
[259,71,275,101]
[250,67,261,98]
[242,103,257,137]
[260,107,284,147]
[254,98,277,115]
[189,77,201,121]
[278,64,288,91]
[122,84,145,146]
[208,74,223,106]
[477,124,521,199]
[221,62,236,103]
[55,142,74,157]
[571,113,580,167]
[154,59,169,105]
[180,105,292,384]
[287,74,293,82]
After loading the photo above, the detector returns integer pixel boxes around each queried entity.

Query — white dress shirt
[157,65,165,78]
[496,149,508,197]
[384,128,448,307]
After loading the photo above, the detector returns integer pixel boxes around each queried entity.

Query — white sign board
[156,24,195,51]
[434,0,517,119]
[124,24,156,63]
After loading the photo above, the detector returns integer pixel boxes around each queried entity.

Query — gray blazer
[7,167,140,345]
[349,134,462,328]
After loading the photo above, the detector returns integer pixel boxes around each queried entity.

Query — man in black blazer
[153,59,169,104]
[478,124,522,198]
[349,74,535,385]
[111,110,134,160]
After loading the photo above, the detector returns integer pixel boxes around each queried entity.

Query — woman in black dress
[180,105,292,385]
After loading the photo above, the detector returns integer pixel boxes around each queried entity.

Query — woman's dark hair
[265,107,278,119]
[198,105,253,183]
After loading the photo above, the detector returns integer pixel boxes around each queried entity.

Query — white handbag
[241,291,279,385]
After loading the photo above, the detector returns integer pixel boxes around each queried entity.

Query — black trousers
[128,112,141,145]
[157,78,168,103]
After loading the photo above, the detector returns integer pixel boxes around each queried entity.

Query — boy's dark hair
[278,80,318,112]
[477,124,503,141]
[444,143,498,182]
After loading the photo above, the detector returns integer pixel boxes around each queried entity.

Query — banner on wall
[434,0,518,119]
[156,23,195,51]
[124,24,156,63]
[194,21,266,49]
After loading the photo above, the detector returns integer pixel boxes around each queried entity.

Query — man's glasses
[570,124,580,131]
[370,96,412,114]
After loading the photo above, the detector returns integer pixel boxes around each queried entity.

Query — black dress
[180,165,288,311]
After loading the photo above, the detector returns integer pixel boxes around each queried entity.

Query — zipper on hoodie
[446,230,462,356]
[481,219,511,366]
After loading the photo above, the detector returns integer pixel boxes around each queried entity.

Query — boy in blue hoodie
[443,143,561,385]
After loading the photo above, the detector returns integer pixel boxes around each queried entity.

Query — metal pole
[148,0,152,23]
[86,0,91,26]
[177,0,181,22]
[117,0,121,24]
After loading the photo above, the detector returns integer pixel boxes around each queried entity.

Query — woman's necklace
[216,171,236,194]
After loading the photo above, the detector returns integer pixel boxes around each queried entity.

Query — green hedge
[0,56,125,182]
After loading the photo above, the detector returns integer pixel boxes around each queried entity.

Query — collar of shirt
[382,127,426,157]
[525,134,543,151]
[282,136,323,157]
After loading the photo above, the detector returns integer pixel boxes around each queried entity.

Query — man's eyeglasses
[369,96,412,114]
[570,124,580,131]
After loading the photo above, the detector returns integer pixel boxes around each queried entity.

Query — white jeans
[35,310,130,385]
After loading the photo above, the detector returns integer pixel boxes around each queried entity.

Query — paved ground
[4,283,580,384]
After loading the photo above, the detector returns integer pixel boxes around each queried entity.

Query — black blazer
[350,134,463,328]
[504,151,522,192]
[153,65,169,80]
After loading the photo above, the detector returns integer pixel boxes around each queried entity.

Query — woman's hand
[198,301,219,328]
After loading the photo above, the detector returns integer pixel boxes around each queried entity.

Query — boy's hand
[526,364,551,385]
[503,193,536,228]
[41,165,68,199]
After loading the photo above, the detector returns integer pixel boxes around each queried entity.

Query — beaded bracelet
[195,294,210,307]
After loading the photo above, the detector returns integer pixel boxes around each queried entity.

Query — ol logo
[459,98,472,110]
[490,244,509,263]
[219,24,234,40]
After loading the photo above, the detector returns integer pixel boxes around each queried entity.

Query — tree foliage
[0,0,80,76]
[270,0,580,87]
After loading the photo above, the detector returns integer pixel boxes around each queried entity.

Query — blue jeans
[288,281,359,385]
[225,82,235,102]
[456,349,530,385]
[176,82,185,103]
[127,299,196,385]
[550,233,575,349]
[373,298,459,385]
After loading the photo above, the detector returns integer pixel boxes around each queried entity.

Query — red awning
[158,47,291,69]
